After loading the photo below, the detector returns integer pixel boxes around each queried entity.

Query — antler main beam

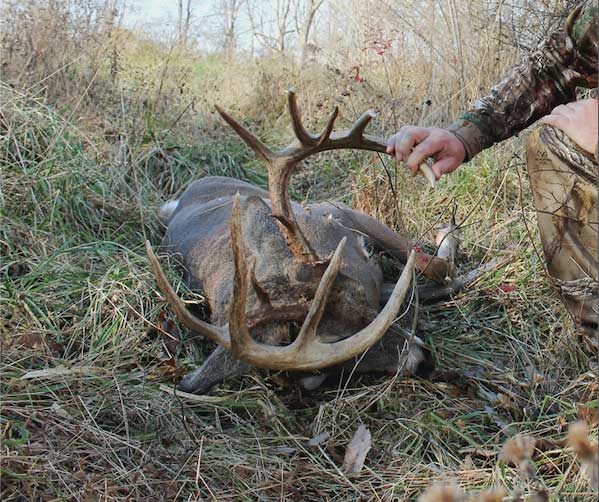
[215,89,435,263]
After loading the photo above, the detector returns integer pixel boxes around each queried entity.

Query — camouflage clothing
[444,2,598,344]
[446,3,598,161]
[526,125,597,344]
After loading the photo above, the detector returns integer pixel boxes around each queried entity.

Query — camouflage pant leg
[526,125,598,348]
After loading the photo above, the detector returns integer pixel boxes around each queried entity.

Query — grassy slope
[1,71,597,501]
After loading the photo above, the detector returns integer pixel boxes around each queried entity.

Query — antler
[146,194,416,371]
[215,88,435,263]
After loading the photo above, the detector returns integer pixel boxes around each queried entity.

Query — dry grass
[1,1,598,500]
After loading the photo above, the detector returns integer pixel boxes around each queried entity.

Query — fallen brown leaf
[158,310,180,356]
[306,431,330,448]
[18,333,64,354]
[342,424,371,474]
[150,358,185,381]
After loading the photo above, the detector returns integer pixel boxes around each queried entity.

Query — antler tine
[349,110,378,139]
[228,194,255,358]
[316,106,339,147]
[293,237,346,348]
[145,241,231,350]
[297,249,416,369]
[246,248,416,371]
[215,105,275,164]
[287,87,318,146]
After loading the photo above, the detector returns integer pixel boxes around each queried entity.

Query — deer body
[160,176,429,393]
[148,90,452,394]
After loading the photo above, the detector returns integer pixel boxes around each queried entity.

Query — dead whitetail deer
[147,89,459,394]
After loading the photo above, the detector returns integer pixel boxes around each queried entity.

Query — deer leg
[178,323,291,394]
[178,345,251,394]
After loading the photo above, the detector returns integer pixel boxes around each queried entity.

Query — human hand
[541,99,598,155]
[386,126,466,180]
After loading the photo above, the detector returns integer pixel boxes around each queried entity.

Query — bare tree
[221,0,245,59]
[274,0,294,52]
[98,0,118,35]
[177,0,193,48]
[247,0,297,55]
[298,0,324,63]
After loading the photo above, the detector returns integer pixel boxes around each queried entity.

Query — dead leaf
[342,424,371,474]
[496,392,512,409]
[524,365,545,384]
[577,403,599,427]
[556,415,568,430]
[531,488,549,502]
[18,333,64,354]
[158,311,180,356]
[306,431,330,448]
[21,367,97,380]
[50,402,70,419]
[151,358,185,381]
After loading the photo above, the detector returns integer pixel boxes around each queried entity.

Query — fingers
[386,127,429,162]
[397,127,427,162]
[406,138,440,175]
[385,133,397,154]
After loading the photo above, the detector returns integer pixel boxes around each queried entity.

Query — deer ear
[240,195,277,230]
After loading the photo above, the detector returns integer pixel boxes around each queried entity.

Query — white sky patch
[123,0,292,52]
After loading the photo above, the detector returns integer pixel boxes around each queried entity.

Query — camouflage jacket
[446,3,598,161]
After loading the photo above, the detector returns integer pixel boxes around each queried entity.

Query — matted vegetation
[1,1,597,500]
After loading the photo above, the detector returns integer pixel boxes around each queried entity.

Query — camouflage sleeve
[446,3,598,161]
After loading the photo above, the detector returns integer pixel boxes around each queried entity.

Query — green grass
[1,79,597,501]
